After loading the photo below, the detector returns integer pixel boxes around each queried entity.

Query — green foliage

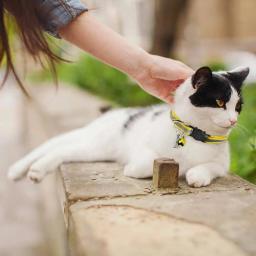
[229,85,256,182]
[33,55,256,183]
[207,60,227,71]
[34,54,160,107]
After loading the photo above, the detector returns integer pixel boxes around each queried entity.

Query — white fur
[8,71,241,187]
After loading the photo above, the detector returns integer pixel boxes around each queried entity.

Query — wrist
[130,51,153,83]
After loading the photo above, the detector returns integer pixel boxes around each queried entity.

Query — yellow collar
[170,111,228,146]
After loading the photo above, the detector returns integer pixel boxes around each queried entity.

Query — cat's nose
[229,119,237,126]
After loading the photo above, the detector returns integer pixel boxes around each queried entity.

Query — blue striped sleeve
[36,0,88,38]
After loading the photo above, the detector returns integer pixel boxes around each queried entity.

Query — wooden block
[153,158,179,189]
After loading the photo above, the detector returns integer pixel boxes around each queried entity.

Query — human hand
[134,55,194,103]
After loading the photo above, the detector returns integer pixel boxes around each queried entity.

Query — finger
[160,80,184,95]
[169,79,184,89]
[164,94,174,104]
[154,80,182,103]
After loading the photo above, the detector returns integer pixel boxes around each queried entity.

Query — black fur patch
[224,67,249,94]
[123,108,149,130]
[151,110,165,120]
[235,98,243,113]
[190,74,233,108]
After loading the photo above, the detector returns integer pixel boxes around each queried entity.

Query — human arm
[59,13,193,103]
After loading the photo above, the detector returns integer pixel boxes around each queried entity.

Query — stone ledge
[58,162,256,256]
[60,162,254,203]
[69,205,247,256]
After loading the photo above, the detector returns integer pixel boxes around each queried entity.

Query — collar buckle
[189,127,208,142]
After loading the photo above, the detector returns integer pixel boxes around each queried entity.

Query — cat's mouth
[212,119,236,130]
[216,124,235,129]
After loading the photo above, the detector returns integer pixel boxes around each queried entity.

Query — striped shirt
[36,0,87,38]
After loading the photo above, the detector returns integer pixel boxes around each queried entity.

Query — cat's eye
[216,99,225,108]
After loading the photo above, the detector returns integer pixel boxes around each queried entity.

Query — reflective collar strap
[170,111,192,136]
[204,135,228,143]
[170,111,228,144]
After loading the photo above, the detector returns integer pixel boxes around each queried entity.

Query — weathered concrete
[69,205,246,256]
[59,162,256,256]
[60,163,253,206]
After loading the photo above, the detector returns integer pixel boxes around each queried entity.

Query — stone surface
[59,161,256,256]
[69,205,246,256]
[60,162,253,205]
[60,162,151,202]
[153,158,179,189]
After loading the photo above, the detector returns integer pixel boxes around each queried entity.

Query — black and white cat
[8,66,249,187]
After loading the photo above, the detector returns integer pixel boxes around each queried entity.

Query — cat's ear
[225,66,249,91]
[192,66,212,89]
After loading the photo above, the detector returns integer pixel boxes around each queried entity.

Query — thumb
[156,79,184,104]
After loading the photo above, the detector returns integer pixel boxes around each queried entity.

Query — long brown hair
[0,0,63,95]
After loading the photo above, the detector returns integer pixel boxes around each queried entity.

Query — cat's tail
[7,128,84,181]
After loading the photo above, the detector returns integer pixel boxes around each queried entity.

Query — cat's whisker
[235,123,250,135]
[231,125,243,134]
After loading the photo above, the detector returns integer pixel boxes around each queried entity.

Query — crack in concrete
[66,184,250,208]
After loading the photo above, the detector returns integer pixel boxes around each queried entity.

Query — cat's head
[174,66,249,134]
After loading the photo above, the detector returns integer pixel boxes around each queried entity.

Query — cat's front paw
[27,169,46,183]
[186,168,211,188]
[8,163,28,181]
[27,162,50,183]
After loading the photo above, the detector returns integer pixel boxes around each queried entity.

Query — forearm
[59,12,150,80]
